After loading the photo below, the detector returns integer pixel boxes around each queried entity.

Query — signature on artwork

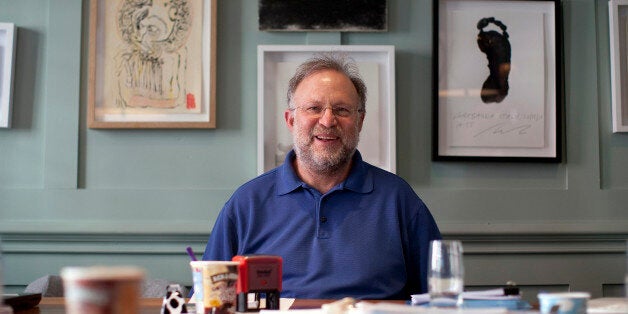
[474,122,532,138]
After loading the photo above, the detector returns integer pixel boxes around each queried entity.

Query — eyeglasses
[292,105,364,118]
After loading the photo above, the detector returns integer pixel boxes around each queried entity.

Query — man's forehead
[295,71,357,95]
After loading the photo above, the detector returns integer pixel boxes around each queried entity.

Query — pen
[186,246,198,261]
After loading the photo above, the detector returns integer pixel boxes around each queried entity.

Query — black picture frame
[432,0,563,162]
[258,0,387,32]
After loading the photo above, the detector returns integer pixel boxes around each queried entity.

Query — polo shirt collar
[276,149,374,195]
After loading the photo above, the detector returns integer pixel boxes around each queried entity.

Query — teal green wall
[1,0,626,299]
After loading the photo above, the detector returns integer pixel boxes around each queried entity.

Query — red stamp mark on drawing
[187,93,196,109]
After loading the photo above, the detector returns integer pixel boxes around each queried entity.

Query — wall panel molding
[2,231,625,255]
[43,0,82,189]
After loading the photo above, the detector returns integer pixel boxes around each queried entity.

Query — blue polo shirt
[202,150,441,300]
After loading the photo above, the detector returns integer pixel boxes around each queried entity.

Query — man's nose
[318,107,338,127]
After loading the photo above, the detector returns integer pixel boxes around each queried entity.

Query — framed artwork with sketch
[0,22,16,128]
[87,0,216,129]
[433,0,562,162]
[609,0,628,132]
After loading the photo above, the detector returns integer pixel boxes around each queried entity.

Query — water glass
[428,240,464,307]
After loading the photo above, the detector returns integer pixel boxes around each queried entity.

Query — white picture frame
[610,0,628,132]
[0,22,16,128]
[257,45,396,174]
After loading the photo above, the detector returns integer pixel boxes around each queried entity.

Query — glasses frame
[291,105,365,119]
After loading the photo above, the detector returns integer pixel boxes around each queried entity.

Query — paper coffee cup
[190,261,239,314]
[538,292,590,314]
[61,266,144,314]
[190,261,204,314]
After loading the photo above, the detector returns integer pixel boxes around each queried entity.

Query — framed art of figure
[433,0,562,162]
[257,45,395,174]
[0,22,16,128]
[87,0,217,129]
[610,0,628,132]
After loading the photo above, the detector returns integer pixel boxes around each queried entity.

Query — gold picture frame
[87,0,217,129]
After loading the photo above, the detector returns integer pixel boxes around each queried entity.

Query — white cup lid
[538,292,591,299]
[61,266,145,281]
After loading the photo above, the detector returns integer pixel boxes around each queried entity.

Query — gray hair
[286,52,367,112]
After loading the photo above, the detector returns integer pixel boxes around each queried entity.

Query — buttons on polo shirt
[320,216,327,223]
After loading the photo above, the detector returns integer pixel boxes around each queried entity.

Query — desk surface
[11,298,341,314]
[14,297,625,314]
[13,298,162,314]
[11,297,628,314]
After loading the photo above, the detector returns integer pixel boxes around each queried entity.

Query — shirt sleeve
[201,202,238,261]
[405,198,442,296]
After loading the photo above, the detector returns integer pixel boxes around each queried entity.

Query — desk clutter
[257,296,626,314]
[189,255,283,314]
[259,298,514,314]
[411,287,530,310]
[161,284,188,314]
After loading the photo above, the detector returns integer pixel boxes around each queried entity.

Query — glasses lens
[299,106,357,118]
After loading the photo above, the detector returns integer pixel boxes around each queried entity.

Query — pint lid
[190,261,239,266]
[537,292,591,299]
[60,266,145,281]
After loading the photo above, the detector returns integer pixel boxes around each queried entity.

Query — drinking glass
[428,240,464,307]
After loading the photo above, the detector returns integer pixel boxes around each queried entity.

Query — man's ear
[284,109,294,131]
[357,111,365,132]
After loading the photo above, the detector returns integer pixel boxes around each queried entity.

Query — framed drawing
[610,0,628,132]
[257,45,395,174]
[433,0,562,162]
[0,22,16,128]
[87,0,217,129]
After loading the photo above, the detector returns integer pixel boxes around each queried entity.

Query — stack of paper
[411,288,518,305]
[411,288,529,310]
[587,298,628,313]
[354,302,508,314]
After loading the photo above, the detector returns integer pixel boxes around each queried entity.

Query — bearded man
[201,53,441,300]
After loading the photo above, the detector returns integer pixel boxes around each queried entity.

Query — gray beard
[296,144,356,174]
[293,126,360,174]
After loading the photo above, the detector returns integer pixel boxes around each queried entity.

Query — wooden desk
[12,298,546,314]
[13,297,164,314]
[13,298,344,314]
[15,298,406,314]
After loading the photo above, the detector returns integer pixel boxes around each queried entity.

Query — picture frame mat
[257,45,396,174]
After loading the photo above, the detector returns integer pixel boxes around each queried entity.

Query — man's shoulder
[359,161,427,206]
[233,167,281,195]
[363,162,412,188]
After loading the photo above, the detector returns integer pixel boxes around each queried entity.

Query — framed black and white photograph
[257,45,395,174]
[258,0,387,32]
[433,0,562,162]
[0,22,16,128]
[609,0,628,132]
